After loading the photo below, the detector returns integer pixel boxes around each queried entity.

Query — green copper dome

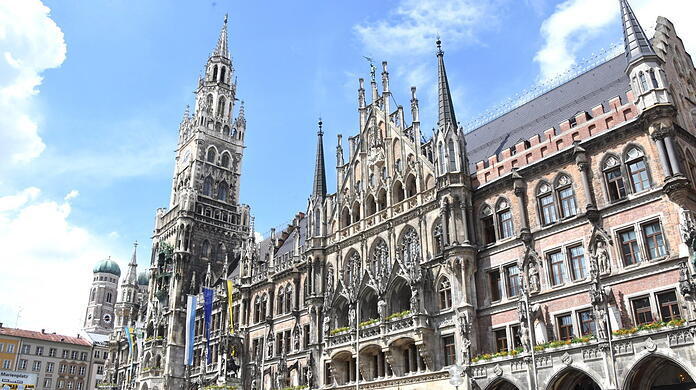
[137,271,149,286]
[93,258,121,277]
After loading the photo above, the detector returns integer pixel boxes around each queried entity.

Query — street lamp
[448,364,464,390]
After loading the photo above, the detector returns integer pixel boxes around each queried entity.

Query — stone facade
[99,2,696,390]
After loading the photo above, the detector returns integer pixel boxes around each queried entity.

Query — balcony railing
[326,313,417,349]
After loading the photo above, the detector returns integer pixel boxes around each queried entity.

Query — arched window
[201,240,211,259]
[352,202,361,223]
[393,181,405,203]
[217,97,226,117]
[438,278,452,310]
[481,206,495,244]
[603,155,626,201]
[220,66,226,83]
[447,139,457,171]
[221,153,230,168]
[399,227,420,266]
[277,288,285,314]
[206,148,216,163]
[555,175,577,218]
[377,189,387,211]
[625,147,650,193]
[369,239,389,276]
[496,199,513,239]
[433,223,443,254]
[686,149,696,190]
[639,71,649,92]
[212,65,218,82]
[438,142,445,174]
[90,289,95,302]
[217,181,228,201]
[537,182,558,225]
[405,174,417,198]
[314,210,321,236]
[344,251,361,287]
[106,292,112,303]
[203,176,213,196]
[648,69,659,88]
[254,297,261,323]
[341,207,351,228]
[365,195,376,216]
[285,285,293,313]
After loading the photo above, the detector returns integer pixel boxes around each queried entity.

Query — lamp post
[448,364,464,390]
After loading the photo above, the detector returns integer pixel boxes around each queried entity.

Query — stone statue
[595,240,611,274]
[348,306,356,328]
[519,319,530,352]
[528,262,540,293]
[323,314,331,337]
[377,298,387,320]
[681,211,696,272]
[326,267,334,295]
[409,288,420,313]
[293,323,300,351]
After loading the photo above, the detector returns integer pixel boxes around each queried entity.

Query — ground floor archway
[547,368,601,390]
[625,355,695,390]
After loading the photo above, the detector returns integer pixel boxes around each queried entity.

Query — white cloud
[0,0,66,165]
[535,0,696,81]
[354,0,502,57]
[0,188,119,335]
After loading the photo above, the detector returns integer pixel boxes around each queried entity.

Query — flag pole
[355,299,359,390]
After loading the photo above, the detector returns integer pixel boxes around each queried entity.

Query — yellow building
[0,328,20,370]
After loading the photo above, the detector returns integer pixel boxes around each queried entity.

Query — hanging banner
[135,321,144,355]
[226,280,235,335]
[203,287,214,364]
[184,294,197,366]
[124,326,134,357]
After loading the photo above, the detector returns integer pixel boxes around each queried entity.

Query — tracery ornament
[537,182,551,195]
[603,156,620,169]
[556,174,571,187]
[368,240,390,295]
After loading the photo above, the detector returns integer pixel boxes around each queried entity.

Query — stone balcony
[469,322,695,390]
[325,313,429,351]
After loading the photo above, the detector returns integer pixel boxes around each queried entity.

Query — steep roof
[0,327,92,347]
[464,54,630,172]
[620,0,656,66]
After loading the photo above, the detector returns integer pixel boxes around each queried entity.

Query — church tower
[83,257,121,335]
[142,15,253,390]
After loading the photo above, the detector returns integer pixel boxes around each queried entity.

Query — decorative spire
[213,14,230,58]
[126,242,138,284]
[619,0,656,67]
[312,118,327,199]
[436,38,457,129]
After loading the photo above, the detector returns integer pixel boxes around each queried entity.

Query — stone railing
[326,314,418,350]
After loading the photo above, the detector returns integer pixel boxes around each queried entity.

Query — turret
[620,0,671,111]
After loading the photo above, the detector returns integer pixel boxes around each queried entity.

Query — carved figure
[378,298,387,320]
[410,288,420,313]
[595,240,611,274]
[528,262,540,293]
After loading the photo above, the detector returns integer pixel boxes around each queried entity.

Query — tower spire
[312,118,327,199]
[126,241,138,284]
[436,38,457,129]
[619,0,656,67]
[213,14,229,58]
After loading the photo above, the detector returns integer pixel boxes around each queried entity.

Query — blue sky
[0,0,694,335]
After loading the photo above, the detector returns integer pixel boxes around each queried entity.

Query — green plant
[280,386,308,390]
[359,319,379,328]
[385,310,411,321]
[612,319,686,336]
[329,327,350,335]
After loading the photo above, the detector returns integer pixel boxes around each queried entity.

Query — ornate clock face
[103,314,112,323]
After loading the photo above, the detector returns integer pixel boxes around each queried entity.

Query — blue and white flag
[203,287,214,364]
[123,326,133,356]
[184,295,197,366]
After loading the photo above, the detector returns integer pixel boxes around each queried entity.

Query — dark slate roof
[276,216,307,256]
[464,54,630,172]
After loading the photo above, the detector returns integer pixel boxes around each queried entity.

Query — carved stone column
[664,136,684,176]
[440,200,450,247]
[512,170,530,241]
[653,134,673,178]
[573,144,597,215]
[460,198,470,244]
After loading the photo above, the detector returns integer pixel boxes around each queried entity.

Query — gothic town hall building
[95,1,696,390]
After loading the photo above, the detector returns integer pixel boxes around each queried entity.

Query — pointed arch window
[438,278,452,310]
[90,289,95,302]
[277,288,285,314]
[106,292,112,303]
[400,227,421,266]
[496,199,514,239]
[648,69,659,88]
[438,142,446,174]
[639,71,649,92]
[447,139,457,172]
[201,240,211,259]
[314,209,321,236]
[285,285,293,313]
[221,153,230,168]
[625,147,650,193]
[217,97,226,118]
[220,66,226,83]
[603,155,626,201]
[556,175,577,218]
[217,181,228,201]
[203,176,213,196]
[481,206,495,244]
[537,182,558,225]
[212,65,218,82]
[206,148,216,163]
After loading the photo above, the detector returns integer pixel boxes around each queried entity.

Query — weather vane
[363,56,376,82]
